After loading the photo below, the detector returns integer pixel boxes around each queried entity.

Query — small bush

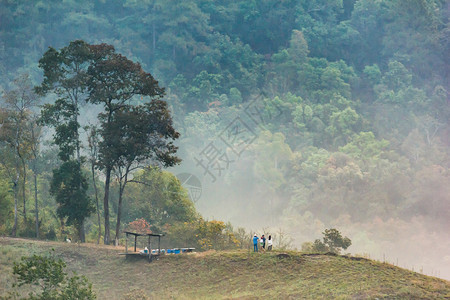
[166,219,240,251]
[301,241,314,253]
[310,228,352,254]
[12,252,96,299]
[45,227,57,240]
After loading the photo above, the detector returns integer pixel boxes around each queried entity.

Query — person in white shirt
[267,235,273,251]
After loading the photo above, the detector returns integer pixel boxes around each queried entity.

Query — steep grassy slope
[0,237,449,299]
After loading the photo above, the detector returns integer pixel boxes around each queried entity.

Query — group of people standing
[252,234,272,252]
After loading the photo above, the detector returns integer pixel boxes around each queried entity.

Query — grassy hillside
[0,237,449,299]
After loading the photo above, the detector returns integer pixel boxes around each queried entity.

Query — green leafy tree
[37,40,94,242]
[296,58,355,105]
[185,70,223,111]
[228,87,243,105]
[37,40,92,162]
[326,107,361,146]
[361,64,382,100]
[288,30,309,64]
[87,43,179,245]
[312,239,329,253]
[382,0,446,80]
[322,228,352,253]
[339,131,390,169]
[108,102,181,245]
[0,74,38,236]
[363,64,382,86]
[267,30,309,95]
[346,0,386,68]
[381,60,412,92]
[86,125,102,244]
[294,0,345,60]
[123,167,196,231]
[12,253,95,300]
[192,32,262,98]
[50,160,94,243]
[312,228,352,254]
[167,219,239,251]
[154,0,211,63]
[124,0,211,80]
[230,0,299,54]
[0,164,13,234]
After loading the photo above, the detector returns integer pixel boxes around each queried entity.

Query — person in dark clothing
[260,234,266,251]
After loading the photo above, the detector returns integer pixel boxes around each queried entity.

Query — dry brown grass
[1,237,449,299]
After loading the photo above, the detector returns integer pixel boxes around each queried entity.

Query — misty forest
[0,0,449,294]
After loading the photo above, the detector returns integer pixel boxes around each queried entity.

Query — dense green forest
[0,0,449,279]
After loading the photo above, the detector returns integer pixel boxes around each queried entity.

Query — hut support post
[125,233,128,254]
[148,235,151,262]
[134,235,137,252]
[158,236,161,254]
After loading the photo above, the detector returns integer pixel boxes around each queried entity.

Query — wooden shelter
[120,231,163,262]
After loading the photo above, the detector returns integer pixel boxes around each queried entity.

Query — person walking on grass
[253,234,259,252]
[267,235,273,251]
[260,234,266,251]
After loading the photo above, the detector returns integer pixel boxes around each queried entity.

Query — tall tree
[0,74,38,236]
[0,128,19,236]
[86,125,102,244]
[29,116,42,238]
[0,162,13,231]
[37,40,93,242]
[107,102,180,245]
[87,44,179,245]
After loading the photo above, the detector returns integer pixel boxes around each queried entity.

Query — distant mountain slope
[1,238,448,299]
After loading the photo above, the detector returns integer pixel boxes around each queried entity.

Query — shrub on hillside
[11,252,96,299]
[167,219,240,251]
[304,228,351,254]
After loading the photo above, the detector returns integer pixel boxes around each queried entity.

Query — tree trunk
[79,219,85,242]
[91,164,101,244]
[103,168,111,245]
[61,218,65,240]
[73,95,81,163]
[13,121,21,234]
[11,180,18,237]
[30,122,41,239]
[34,172,39,238]
[114,181,127,246]
[21,157,27,222]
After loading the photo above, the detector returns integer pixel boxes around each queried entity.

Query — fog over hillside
[1,0,448,280]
